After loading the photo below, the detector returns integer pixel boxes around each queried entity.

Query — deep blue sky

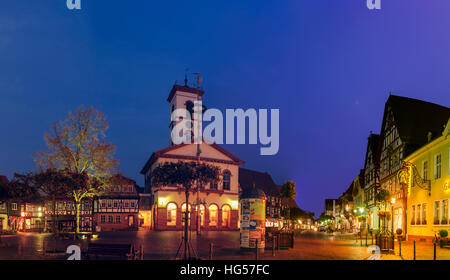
[1,1,450,216]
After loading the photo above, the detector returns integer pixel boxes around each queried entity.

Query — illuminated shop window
[196,204,205,226]
[209,205,218,226]
[167,203,177,226]
[222,205,231,227]
[181,203,191,226]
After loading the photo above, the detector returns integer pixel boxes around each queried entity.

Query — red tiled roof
[238,168,281,196]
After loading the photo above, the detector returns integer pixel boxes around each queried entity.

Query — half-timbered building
[93,175,140,231]
[376,95,450,236]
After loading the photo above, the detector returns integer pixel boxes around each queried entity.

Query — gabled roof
[377,95,450,160]
[364,133,380,169]
[238,168,281,196]
[140,143,244,174]
[110,174,136,185]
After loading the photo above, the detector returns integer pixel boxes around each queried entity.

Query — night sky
[1,1,450,217]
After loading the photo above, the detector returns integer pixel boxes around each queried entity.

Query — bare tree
[35,105,119,234]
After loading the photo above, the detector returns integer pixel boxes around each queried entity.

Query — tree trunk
[196,189,200,235]
[184,190,189,260]
[75,201,81,235]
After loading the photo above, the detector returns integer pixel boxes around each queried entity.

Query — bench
[86,243,134,260]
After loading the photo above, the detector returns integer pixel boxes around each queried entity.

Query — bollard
[365,233,368,247]
[434,241,437,260]
[399,238,402,257]
[209,243,213,260]
[372,233,374,245]
[360,233,362,247]
[413,240,416,260]
[140,245,144,260]
[255,240,259,260]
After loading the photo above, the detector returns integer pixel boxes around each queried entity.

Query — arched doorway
[167,203,177,226]
[209,205,218,227]
[196,204,205,226]
[181,203,192,226]
[222,205,231,227]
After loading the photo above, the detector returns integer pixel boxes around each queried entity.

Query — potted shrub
[439,229,449,248]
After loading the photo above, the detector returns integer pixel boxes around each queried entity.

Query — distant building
[324,199,337,217]
[44,198,93,232]
[93,175,140,232]
[138,192,152,230]
[239,168,283,231]
[20,202,44,232]
[0,175,10,231]
[351,170,366,231]
[363,133,380,231]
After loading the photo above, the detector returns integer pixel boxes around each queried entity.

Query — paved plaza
[1,231,449,260]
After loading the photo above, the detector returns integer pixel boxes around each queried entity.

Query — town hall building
[140,84,243,231]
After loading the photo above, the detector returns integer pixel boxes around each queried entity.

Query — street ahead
[0,231,449,260]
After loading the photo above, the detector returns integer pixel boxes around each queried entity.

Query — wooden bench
[86,243,134,260]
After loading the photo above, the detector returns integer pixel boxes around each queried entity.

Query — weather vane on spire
[192,72,203,89]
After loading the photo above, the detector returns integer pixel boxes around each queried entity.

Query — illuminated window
[197,205,205,226]
[442,200,448,225]
[167,203,177,226]
[416,204,421,225]
[222,205,231,227]
[435,154,442,179]
[411,205,415,225]
[423,161,428,180]
[223,171,231,191]
[181,203,191,226]
[209,205,218,226]
[434,201,440,225]
[422,203,427,225]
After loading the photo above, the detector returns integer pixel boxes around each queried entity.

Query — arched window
[181,203,191,226]
[196,204,205,226]
[222,171,231,190]
[222,205,231,227]
[209,205,218,226]
[167,203,177,226]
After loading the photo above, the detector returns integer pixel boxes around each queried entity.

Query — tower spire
[184,68,189,87]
